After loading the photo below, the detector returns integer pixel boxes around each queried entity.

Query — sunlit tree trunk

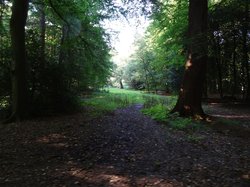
[171,0,208,118]
[9,0,29,121]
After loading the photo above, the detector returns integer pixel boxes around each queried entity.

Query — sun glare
[101,11,149,67]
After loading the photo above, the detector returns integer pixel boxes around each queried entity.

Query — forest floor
[0,103,250,187]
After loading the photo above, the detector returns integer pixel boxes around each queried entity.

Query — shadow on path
[0,105,249,186]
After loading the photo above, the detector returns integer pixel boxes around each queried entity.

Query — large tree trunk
[9,0,29,121]
[171,0,208,118]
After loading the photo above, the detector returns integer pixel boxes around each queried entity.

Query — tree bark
[9,0,29,121]
[242,2,249,101]
[39,3,46,69]
[232,32,237,97]
[119,79,124,89]
[215,46,223,99]
[58,25,68,65]
[171,0,208,118]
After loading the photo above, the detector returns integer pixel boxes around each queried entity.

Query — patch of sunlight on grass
[84,88,205,131]
[108,88,142,95]
[82,88,177,119]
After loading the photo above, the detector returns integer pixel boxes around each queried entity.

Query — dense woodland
[0,0,249,121]
[0,1,250,186]
[122,0,249,100]
[0,0,115,120]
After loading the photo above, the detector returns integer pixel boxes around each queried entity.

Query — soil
[0,104,249,187]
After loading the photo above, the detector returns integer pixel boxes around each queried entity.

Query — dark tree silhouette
[172,0,208,118]
[9,0,29,121]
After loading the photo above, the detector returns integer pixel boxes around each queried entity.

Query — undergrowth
[141,104,201,130]
[82,88,201,130]
[81,88,145,118]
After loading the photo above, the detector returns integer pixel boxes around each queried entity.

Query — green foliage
[206,0,249,98]
[123,0,188,93]
[0,0,115,118]
[82,88,176,118]
[168,116,193,130]
[82,88,143,117]
[141,104,196,130]
[141,104,167,122]
[123,0,249,100]
[1,0,248,119]
[141,98,202,130]
[82,88,205,131]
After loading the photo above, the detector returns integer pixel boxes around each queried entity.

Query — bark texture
[172,0,208,117]
[9,0,29,121]
[39,3,46,68]
[242,2,249,101]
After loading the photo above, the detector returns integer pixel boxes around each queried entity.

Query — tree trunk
[216,49,223,99]
[211,26,223,99]
[58,25,68,64]
[142,60,150,92]
[171,0,208,118]
[39,3,46,68]
[119,79,124,89]
[9,0,29,121]
[0,1,3,65]
[242,2,249,101]
[0,0,3,29]
[232,33,237,97]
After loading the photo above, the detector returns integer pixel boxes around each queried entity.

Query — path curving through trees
[0,104,249,186]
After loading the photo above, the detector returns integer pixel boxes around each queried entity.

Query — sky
[101,8,149,67]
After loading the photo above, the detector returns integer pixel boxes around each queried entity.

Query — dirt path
[204,103,250,121]
[0,104,250,186]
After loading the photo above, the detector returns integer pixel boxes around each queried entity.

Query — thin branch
[48,0,70,28]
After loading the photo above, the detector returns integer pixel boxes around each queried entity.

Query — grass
[141,104,168,122]
[81,88,144,118]
[82,88,200,130]
[82,88,173,118]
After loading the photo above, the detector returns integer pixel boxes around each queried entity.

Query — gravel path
[0,104,249,186]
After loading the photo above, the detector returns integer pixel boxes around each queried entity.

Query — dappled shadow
[203,102,250,138]
[204,102,250,121]
[0,105,250,186]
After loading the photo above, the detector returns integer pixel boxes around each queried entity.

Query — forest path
[205,102,250,121]
[0,104,250,186]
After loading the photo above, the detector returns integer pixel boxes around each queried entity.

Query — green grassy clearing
[81,88,145,118]
[82,88,199,130]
